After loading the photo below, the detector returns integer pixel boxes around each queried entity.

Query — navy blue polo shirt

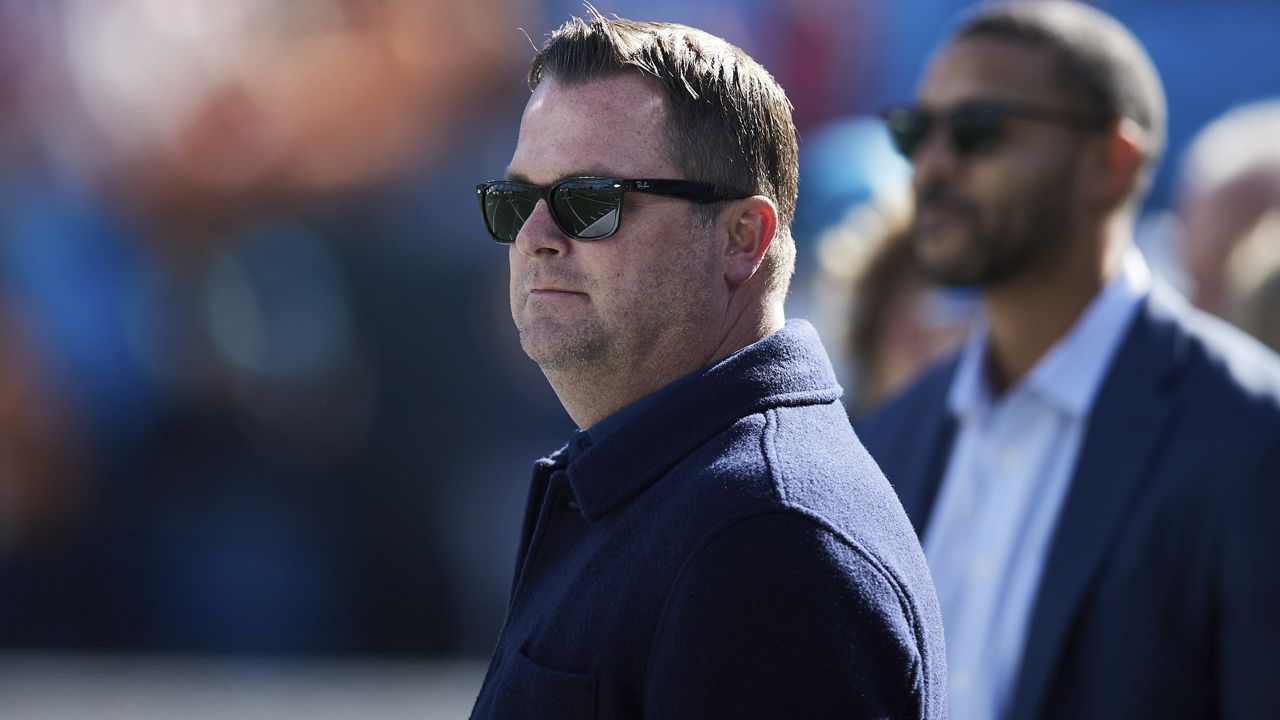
[471,321,946,719]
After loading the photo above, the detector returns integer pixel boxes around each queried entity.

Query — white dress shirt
[924,249,1152,720]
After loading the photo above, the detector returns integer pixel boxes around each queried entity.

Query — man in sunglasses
[470,8,945,720]
[860,2,1280,719]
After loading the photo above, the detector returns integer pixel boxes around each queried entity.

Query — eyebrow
[503,168,625,183]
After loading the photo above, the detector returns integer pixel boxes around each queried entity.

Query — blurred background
[2,0,1279,716]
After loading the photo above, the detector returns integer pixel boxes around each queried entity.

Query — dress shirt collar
[948,248,1152,420]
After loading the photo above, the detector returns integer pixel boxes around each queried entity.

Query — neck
[981,214,1131,395]
[547,299,784,430]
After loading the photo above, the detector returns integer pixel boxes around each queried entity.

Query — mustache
[915,182,979,218]
[517,267,592,293]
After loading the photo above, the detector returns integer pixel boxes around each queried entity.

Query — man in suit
[470,9,945,718]
[861,2,1280,718]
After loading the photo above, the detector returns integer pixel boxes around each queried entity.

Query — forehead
[918,37,1065,108]
[508,73,678,184]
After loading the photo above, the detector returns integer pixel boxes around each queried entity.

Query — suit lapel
[900,403,958,536]
[1007,293,1187,720]
[878,358,961,537]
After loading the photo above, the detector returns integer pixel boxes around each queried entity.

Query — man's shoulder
[736,401,940,607]
[659,411,948,717]
[664,399,923,553]
[1138,288,1280,416]
[707,400,900,515]
[682,401,879,508]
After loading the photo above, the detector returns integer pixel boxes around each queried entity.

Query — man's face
[506,74,723,373]
[910,38,1091,288]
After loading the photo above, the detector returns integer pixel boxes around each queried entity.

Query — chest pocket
[484,646,596,719]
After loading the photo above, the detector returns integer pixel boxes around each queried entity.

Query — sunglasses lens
[553,181,622,240]
[481,183,536,243]
[950,105,1004,155]
[884,108,931,158]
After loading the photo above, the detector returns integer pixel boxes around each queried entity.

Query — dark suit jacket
[472,321,946,719]
[859,287,1280,720]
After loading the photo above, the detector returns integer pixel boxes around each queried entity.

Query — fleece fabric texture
[470,320,946,720]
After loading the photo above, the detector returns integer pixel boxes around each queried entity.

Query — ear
[1085,118,1146,209]
[721,195,778,286]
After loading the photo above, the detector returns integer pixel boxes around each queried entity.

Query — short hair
[952,0,1167,201]
[529,6,799,300]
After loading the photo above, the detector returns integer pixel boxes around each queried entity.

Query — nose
[512,199,570,257]
[910,124,962,194]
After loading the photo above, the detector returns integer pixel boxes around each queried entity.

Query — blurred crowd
[0,0,549,655]
[2,0,1279,659]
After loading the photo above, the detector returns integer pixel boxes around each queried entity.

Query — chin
[914,227,983,284]
[520,325,609,371]
[917,249,970,285]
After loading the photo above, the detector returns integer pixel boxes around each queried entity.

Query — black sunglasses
[475,176,747,244]
[881,100,1112,159]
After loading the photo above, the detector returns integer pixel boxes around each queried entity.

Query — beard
[912,166,1079,289]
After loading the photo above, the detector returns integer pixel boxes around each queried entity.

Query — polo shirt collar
[555,320,842,521]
